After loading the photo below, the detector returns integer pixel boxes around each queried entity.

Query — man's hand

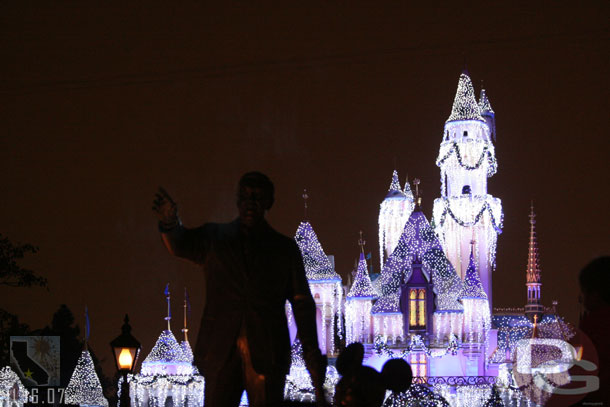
[153,187,179,228]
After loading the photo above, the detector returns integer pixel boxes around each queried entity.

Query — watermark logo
[512,332,600,406]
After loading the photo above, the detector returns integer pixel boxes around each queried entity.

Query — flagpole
[183,288,189,342]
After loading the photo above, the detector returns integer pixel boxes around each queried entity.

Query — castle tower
[524,204,544,321]
[378,170,414,270]
[294,220,343,356]
[432,70,503,307]
[345,233,378,345]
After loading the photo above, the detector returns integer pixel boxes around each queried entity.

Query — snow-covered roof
[140,330,194,376]
[373,209,464,312]
[446,71,485,123]
[460,250,487,299]
[478,88,494,115]
[295,221,341,282]
[371,292,401,314]
[347,252,378,299]
[385,170,406,199]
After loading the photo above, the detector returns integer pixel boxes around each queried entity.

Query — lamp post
[110,314,141,407]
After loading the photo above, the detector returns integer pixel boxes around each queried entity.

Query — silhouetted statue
[578,256,610,403]
[153,172,327,407]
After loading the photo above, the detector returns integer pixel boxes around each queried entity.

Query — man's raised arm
[152,187,206,264]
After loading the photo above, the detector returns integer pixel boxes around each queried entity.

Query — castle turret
[378,170,414,271]
[432,70,503,308]
[459,242,491,344]
[478,87,496,142]
[524,204,544,321]
[346,234,378,345]
[294,220,343,356]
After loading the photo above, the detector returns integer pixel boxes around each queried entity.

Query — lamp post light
[110,314,141,407]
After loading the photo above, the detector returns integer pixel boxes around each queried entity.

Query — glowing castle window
[410,353,427,378]
[408,289,426,329]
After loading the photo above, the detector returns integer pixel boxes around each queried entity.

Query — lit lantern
[110,315,141,374]
[110,314,141,407]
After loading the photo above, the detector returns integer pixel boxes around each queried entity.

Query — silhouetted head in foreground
[237,171,274,228]
[334,342,413,407]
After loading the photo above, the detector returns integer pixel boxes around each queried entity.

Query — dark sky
[2,2,609,378]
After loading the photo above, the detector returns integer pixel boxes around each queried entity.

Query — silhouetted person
[153,172,327,407]
[334,343,413,407]
[578,256,610,403]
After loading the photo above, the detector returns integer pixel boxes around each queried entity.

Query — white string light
[65,350,108,407]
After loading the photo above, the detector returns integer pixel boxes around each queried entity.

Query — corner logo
[513,337,599,405]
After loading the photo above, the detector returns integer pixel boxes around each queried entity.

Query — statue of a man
[153,172,327,406]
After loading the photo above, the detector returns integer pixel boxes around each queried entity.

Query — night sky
[2,2,609,379]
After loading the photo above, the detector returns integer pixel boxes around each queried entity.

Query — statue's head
[237,171,274,228]
[579,256,610,314]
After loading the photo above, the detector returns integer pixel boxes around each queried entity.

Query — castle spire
[358,230,366,255]
[525,203,544,321]
[413,178,422,209]
[460,241,487,299]
[387,169,403,196]
[302,189,309,221]
[379,169,414,271]
[479,86,496,141]
[164,283,171,331]
[182,288,189,343]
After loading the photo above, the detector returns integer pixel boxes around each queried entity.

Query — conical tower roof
[347,253,378,298]
[460,248,487,299]
[141,330,193,375]
[180,340,194,364]
[446,71,485,123]
[385,170,405,199]
[478,88,494,115]
[373,209,463,313]
[295,221,341,281]
[403,177,414,201]
[65,350,108,407]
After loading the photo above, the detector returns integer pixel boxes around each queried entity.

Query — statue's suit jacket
[160,218,319,377]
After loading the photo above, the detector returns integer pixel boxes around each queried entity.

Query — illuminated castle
[341,71,499,378]
[128,288,204,407]
[284,71,572,405]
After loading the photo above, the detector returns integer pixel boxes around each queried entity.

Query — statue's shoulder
[267,227,299,252]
